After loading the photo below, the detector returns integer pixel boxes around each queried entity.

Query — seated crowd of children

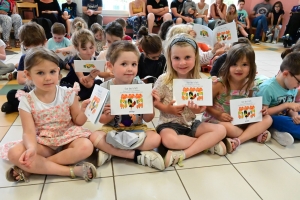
[0,10,299,184]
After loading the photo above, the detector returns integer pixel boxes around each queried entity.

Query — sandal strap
[69,166,76,179]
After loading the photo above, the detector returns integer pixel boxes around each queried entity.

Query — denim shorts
[156,120,201,137]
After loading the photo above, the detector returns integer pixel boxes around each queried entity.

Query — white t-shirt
[0,39,5,61]
[19,86,76,113]
[196,3,209,15]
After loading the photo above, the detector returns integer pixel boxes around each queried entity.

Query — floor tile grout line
[174,167,191,200]
[282,158,300,174]
[226,157,284,165]
[0,182,45,189]
[111,159,118,200]
[38,176,47,200]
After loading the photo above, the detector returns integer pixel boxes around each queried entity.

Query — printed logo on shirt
[276,95,295,115]
[87,3,99,9]
[238,13,246,23]
[257,7,268,15]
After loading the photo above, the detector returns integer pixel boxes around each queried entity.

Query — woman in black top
[35,0,62,24]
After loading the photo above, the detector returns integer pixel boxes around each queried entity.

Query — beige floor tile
[0,126,22,143]
[0,184,43,200]
[0,111,18,127]
[41,178,115,200]
[115,171,189,200]
[226,141,280,163]
[285,157,300,172]
[12,115,21,126]
[234,159,300,200]
[266,139,300,158]
[82,121,102,132]
[0,126,10,141]
[178,165,260,200]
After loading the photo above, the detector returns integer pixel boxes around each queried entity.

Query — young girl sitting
[154,34,227,168]
[90,41,165,170]
[266,1,285,44]
[226,4,248,38]
[202,44,272,153]
[0,47,96,183]
[158,20,174,47]
[137,26,166,84]
[90,23,105,56]
[60,22,104,100]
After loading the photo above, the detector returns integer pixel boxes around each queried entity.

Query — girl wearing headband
[153,33,227,168]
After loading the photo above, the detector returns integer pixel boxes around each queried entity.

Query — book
[173,79,213,106]
[56,52,71,60]
[230,97,263,125]
[74,60,106,72]
[193,21,238,47]
[85,85,110,124]
[110,84,153,115]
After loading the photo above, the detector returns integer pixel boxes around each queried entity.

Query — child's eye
[173,57,179,60]
[50,70,57,74]
[121,63,127,66]
[37,72,44,75]
[185,56,191,59]
[132,63,137,67]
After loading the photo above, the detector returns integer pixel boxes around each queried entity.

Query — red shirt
[123,35,132,41]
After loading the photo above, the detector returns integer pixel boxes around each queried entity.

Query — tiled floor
[1,43,299,200]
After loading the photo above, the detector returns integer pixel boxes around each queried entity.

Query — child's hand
[152,89,160,105]
[81,99,90,112]
[90,69,100,78]
[288,102,300,112]
[167,100,185,116]
[212,42,225,54]
[19,148,36,168]
[292,115,300,124]
[80,76,94,88]
[218,113,233,122]
[187,101,206,114]
[102,104,112,116]
[188,30,196,38]
[261,108,268,116]
[55,49,61,53]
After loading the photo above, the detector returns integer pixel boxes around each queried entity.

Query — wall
[243,0,299,37]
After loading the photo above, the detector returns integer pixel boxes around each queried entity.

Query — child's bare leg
[238,115,272,143]
[219,122,243,138]
[7,142,93,179]
[47,138,94,165]
[66,19,71,36]
[137,130,161,150]
[183,123,226,158]
[90,131,134,159]
[160,128,197,150]
[238,26,248,37]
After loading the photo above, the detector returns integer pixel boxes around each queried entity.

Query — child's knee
[263,115,273,125]
[161,133,177,148]
[215,124,227,138]
[7,144,25,163]
[90,130,106,147]
[146,132,161,148]
[79,138,94,155]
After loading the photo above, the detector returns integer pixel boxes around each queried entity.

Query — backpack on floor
[31,18,53,39]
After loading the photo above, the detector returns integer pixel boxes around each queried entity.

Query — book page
[173,79,213,106]
[74,60,106,72]
[230,97,263,125]
[110,84,153,115]
[213,21,238,45]
[193,24,214,47]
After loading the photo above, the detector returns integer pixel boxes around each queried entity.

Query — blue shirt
[47,37,71,51]
[254,77,297,115]
[82,0,102,11]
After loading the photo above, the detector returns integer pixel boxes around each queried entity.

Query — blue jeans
[271,115,300,139]
[252,15,268,40]
[194,18,208,26]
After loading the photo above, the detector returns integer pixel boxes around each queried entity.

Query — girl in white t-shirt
[0,39,16,80]
[194,0,209,26]
[0,47,97,183]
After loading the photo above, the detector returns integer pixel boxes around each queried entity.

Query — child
[0,38,16,80]
[203,44,272,153]
[137,26,165,84]
[1,22,47,114]
[90,23,105,56]
[61,0,77,38]
[181,0,197,23]
[254,52,300,146]
[154,34,227,168]
[97,21,124,81]
[226,4,248,38]
[237,0,250,35]
[89,41,165,170]
[115,18,133,42]
[0,47,96,183]
[60,24,102,101]
[266,1,285,44]
[158,20,174,47]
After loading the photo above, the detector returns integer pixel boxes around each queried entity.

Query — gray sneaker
[254,39,260,45]
[137,151,165,170]
[271,129,294,146]
[97,150,112,167]
[164,150,186,168]
[208,141,227,156]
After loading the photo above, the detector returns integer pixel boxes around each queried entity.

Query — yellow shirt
[131,2,143,14]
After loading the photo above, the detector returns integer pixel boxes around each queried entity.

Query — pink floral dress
[0,89,91,160]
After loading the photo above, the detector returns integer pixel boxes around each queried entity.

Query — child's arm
[70,97,89,126]
[267,102,300,115]
[270,13,274,28]
[99,104,115,124]
[154,99,186,116]
[143,90,157,122]
[276,14,284,28]
[245,16,250,29]
[17,55,27,85]
[205,82,233,122]
[0,43,6,60]
[56,45,74,53]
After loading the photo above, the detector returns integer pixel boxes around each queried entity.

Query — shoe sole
[272,132,294,146]
[97,151,111,167]
[215,141,227,156]
[164,150,173,168]
[150,151,165,170]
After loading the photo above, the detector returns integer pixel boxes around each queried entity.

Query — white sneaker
[137,151,165,170]
[271,129,294,146]
[266,39,271,43]
[164,150,186,168]
[208,141,227,156]
[97,150,112,167]
[272,40,277,44]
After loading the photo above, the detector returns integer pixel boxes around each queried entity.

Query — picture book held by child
[74,60,106,72]
[193,21,238,46]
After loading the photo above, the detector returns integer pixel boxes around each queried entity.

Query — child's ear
[24,70,31,80]
[106,61,113,72]
[282,70,289,77]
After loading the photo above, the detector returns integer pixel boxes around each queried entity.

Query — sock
[133,150,141,163]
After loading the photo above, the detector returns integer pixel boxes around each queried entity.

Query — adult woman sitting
[35,0,62,25]
[194,0,209,26]
[127,0,147,40]
[0,0,22,49]
[209,0,227,29]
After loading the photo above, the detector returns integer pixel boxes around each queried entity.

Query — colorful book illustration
[230,97,263,125]
[173,79,213,106]
[110,84,153,115]
[193,21,238,47]
[85,85,110,124]
[74,60,106,72]
[56,52,70,60]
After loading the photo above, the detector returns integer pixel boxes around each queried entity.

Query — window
[103,0,131,11]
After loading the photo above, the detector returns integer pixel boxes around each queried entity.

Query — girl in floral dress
[0,47,96,183]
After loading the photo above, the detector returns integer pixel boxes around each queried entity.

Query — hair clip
[170,36,197,50]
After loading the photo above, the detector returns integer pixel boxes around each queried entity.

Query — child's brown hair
[280,52,300,75]
[115,18,127,28]
[51,22,66,35]
[18,22,46,47]
[71,17,88,33]
[106,40,140,64]
[72,26,95,49]
[25,47,59,71]
[90,23,104,35]
[138,26,162,55]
